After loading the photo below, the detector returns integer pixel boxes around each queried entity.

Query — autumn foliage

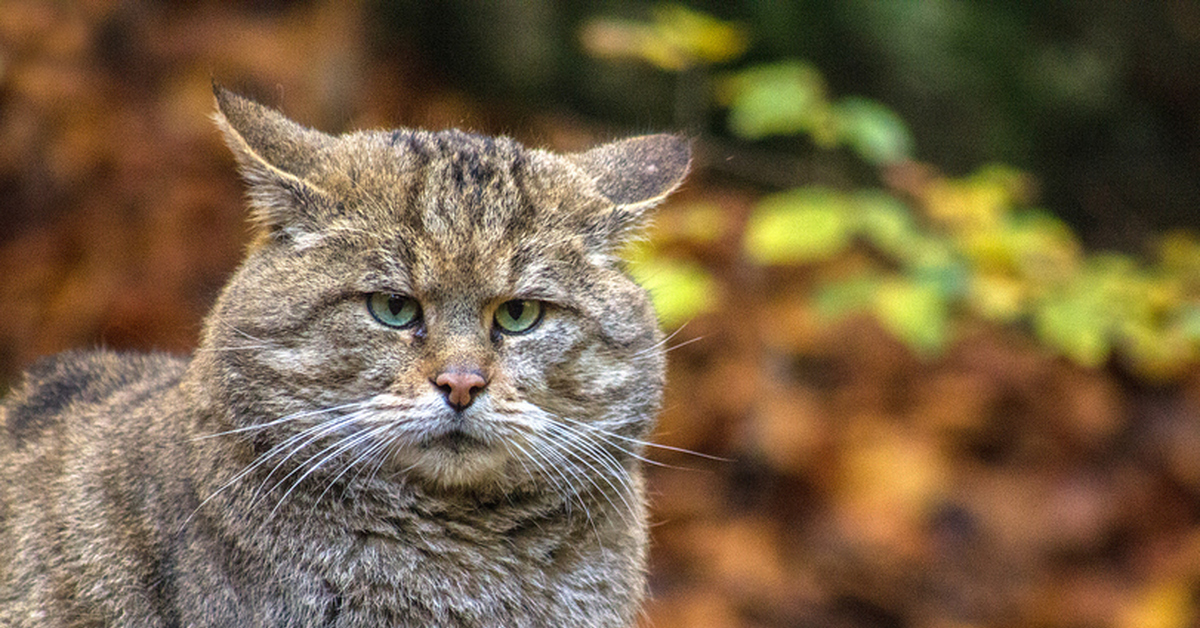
[3,2,1200,627]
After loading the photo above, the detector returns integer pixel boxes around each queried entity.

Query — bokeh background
[4,2,1200,626]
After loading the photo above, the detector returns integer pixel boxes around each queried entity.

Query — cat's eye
[367,293,422,329]
[494,299,544,334]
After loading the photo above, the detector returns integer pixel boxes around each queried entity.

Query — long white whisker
[662,334,705,355]
[342,433,398,497]
[211,319,275,345]
[539,422,637,525]
[181,409,354,529]
[633,321,694,359]
[552,412,730,463]
[315,423,397,507]
[552,419,677,470]
[268,420,385,520]
[521,433,604,543]
[248,412,368,509]
[193,344,276,354]
[191,401,368,442]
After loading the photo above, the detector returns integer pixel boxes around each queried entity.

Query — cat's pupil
[506,301,525,320]
[389,295,407,316]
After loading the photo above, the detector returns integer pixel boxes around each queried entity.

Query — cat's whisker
[545,413,718,480]
[631,321,693,359]
[246,411,369,509]
[516,410,638,506]
[191,401,369,441]
[497,438,538,488]
[193,343,275,354]
[342,430,400,497]
[519,434,604,539]
[181,412,360,531]
[536,422,638,526]
[320,225,378,240]
[268,420,386,521]
[552,412,730,464]
[661,333,705,355]
[258,409,370,469]
[356,430,416,492]
[181,411,364,529]
[316,423,397,508]
[510,437,582,511]
[214,320,275,345]
[557,445,637,529]
[501,438,579,521]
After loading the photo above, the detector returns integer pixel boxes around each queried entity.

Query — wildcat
[0,85,689,627]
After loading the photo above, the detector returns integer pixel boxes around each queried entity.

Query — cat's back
[1,350,189,488]
[1,350,190,624]
[2,350,187,455]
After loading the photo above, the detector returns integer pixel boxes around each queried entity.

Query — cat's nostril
[433,370,488,410]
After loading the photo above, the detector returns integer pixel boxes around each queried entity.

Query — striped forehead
[387,130,542,246]
[353,130,573,295]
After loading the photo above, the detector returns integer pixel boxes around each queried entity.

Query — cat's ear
[569,134,691,243]
[212,83,336,241]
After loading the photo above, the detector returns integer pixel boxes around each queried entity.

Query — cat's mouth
[419,429,488,454]
[394,422,516,489]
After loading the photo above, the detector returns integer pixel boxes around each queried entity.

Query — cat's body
[0,87,688,627]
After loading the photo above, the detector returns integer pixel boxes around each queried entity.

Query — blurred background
[4,1,1200,626]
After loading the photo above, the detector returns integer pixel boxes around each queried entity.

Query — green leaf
[834,97,915,165]
[744,187,854,264]
[578,4,747,71]
[873,277,951,356]
[651,4,749,65]
[854,191,923,261]
[626,254,717,328]
[1032,271,1117,368]
[1179,305,1200,341]
[816,275,881,319]
[722,61,828,140]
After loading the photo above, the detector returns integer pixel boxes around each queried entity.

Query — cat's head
[195,86,689,498]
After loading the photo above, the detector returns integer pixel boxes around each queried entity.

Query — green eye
[367,293,422,329]
[494,299,544,334]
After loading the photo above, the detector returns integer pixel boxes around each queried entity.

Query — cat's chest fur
[180,441,643,626]
[1,85,687,628]
[176,475,637,626]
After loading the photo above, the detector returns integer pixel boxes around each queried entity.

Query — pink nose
[434,370,488,410]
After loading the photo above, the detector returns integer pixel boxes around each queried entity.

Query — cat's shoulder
[2,350,187,448]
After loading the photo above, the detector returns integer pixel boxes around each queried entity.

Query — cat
[0,84,689,627]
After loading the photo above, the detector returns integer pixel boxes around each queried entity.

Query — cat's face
[197,88,688,498]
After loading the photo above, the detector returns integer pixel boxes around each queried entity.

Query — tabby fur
[0,85,689,627]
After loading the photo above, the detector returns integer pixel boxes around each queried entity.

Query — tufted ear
[212,83,337,242]
[568,134,691,244]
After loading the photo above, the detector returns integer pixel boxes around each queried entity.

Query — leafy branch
[583,4,1200,382]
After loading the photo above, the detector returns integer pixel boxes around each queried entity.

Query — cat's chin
[388,434,515,491]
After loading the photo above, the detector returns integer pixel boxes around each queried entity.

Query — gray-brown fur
[0,85,689,627]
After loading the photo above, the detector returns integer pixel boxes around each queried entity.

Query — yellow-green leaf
[834,97,914,165]
[722,61,829,140]
[651,4,749,66]
[1033,286,1112,368]
[578,5,748,71]
[873,278,951,356]
[815,275,881,320]
[626,254,717,328]
[854,191,922,260]
[744,187,853,264]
